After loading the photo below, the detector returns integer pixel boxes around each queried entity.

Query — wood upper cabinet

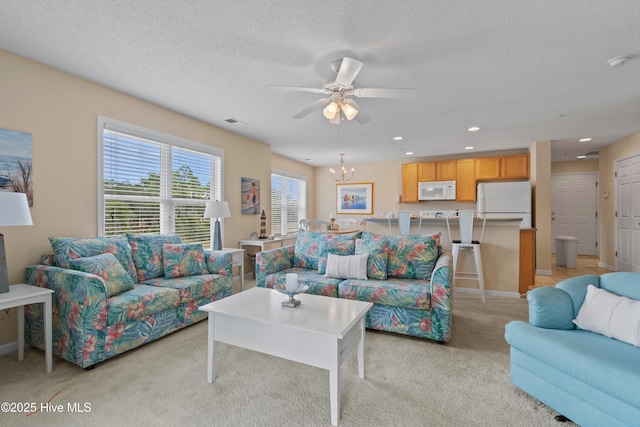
[456,159,476,201]
[417,162,436,182]
[476,155,529,180]
[402,163,419,203]
[417,161,457,182]
[502,155,530,179]
[436,161,457,181]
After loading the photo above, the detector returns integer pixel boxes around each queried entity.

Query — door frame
[614,151,640,272]
[551,172,599,257]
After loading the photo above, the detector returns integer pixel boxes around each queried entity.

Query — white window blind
[271,170,306,235]
[99,117,223,246]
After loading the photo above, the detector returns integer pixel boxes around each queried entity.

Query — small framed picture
[336,182,373,215]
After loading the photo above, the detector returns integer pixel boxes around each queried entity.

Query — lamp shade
[0,192,33,226]
[204,200,231,219]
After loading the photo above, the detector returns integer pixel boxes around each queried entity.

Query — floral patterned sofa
[23,234,233,368]
[256,230,453,342]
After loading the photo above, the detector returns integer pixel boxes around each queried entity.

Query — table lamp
[0,192,33,294]
[204,200,231,250]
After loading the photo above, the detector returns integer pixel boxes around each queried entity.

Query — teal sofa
[504,273,640,427]
[23,234,233,368]
[256,230,453,342]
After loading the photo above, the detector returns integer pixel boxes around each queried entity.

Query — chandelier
[330,153,355,182]
[322,94,358,124]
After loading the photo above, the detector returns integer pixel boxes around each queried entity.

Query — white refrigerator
[476,181,532,228]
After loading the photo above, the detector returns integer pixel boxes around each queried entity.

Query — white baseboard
[598,262,616,271]
[535,269,553,275]
[0,340,17,356]
[453,287,521,299]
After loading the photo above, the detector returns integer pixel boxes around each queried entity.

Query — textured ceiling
[1,1,639,166]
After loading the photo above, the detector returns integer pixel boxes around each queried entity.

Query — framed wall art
[241,177,260,214]
[336,182,373,215]
[0,127,33,206]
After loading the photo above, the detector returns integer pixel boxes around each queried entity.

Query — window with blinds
[271,170,306,236]
[98,117,223,246]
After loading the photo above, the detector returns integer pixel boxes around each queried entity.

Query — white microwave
[418,180,456,200]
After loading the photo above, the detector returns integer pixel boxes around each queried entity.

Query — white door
[616,155,640,272]
[551,173,598,255]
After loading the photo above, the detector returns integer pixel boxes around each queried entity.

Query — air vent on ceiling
[224,118,247,126]
[584,151,599,157]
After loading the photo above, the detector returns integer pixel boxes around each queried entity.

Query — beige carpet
[0,291,573,426]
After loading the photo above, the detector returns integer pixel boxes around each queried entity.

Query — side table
[219,248,245,291]
[0,284,54,373]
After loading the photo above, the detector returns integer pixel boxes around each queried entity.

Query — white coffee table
[199,287,373,426]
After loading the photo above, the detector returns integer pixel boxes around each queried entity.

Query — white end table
[219,248,245,291]
[0,284,54,373]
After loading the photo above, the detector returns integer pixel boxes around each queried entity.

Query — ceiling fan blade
[345,99,371,124]
[353,87,416,99]
[266,85,329,94]
[335,57,363,88]
[292,98,331,119]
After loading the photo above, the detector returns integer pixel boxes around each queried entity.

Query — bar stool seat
[446,210,486,303]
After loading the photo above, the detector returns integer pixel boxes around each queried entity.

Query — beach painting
[241,177,260,214]
[336,182,373,215]
[0,128,33,206]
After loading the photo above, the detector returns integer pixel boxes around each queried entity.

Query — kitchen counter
[364,217,523,297]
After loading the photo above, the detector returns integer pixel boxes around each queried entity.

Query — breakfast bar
[365,217,526,297]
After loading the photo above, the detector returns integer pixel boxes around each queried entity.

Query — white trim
[453,287,522,299]
[0,340,17,356]
[271,168,307,181]
[535,269,553,275]
[598,262,616,271]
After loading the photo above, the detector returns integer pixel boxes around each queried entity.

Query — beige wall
[0,49,315,345]
[529,141,552,273]
[551,159,598,174]
[598,132,640,268]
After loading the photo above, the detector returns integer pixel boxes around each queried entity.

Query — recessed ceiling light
[577,155,587,159]
[465,146,475,150]
[405,151,414,156]
[579,138,592,142]
[467,126,481,132]
[393,136,404,141]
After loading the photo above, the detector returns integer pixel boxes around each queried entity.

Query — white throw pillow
[573,284,640,347]
[325,253,369,280]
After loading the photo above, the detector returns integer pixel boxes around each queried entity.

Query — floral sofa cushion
[68,253,135,297]
[49,235,138,282]
[293,230,361,270]
[126,233,183,281]
[162,243,209,278]
[355,236,390,280]
[262,267,342,297]
[106,284,180,325]
[383,233,441,280]
[143,273,230,304]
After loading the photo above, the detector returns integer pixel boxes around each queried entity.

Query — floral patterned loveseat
[24,234,233,368]
[256,230,453,342]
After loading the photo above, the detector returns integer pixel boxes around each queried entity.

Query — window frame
[271,168,307,236]
[97,116,225,243]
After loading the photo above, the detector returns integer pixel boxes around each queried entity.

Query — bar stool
[446,210,486,303]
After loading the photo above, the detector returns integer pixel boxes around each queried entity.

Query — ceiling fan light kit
[268,56,415,124]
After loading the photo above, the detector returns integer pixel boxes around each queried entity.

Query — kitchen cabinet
[476,155,529,180]
[502,155,530,179]
[402,163,418,203]
[519,229,536,297]
[417,161,457,182]
[456,159,476,201]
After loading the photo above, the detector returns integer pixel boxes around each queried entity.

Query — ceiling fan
[267,57,416,124]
